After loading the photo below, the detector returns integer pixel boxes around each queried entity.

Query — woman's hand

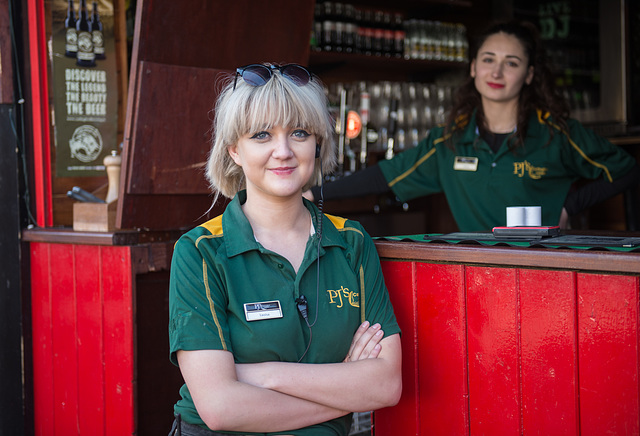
[558,207,570,229]
[344,321,384,362]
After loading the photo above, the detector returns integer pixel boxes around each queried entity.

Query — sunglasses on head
[233,64,312,90]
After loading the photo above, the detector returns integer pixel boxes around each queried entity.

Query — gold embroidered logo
[513,160,547,179]
[327,286,360,308]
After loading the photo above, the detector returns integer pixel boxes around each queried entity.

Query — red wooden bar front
[25,229,179,435]
[30,242,135,435]
[25,229,640,435]
[373,240,640,436]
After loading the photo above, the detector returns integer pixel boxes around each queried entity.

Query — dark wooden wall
[118,0,315,230]
[0,0,29,434]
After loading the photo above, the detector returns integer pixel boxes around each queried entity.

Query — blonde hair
[206,64,336,201]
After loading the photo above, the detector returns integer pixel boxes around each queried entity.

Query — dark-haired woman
[305,21,639,232]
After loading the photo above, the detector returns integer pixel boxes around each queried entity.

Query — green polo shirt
[378,110,637,232]
[169,190,400,435]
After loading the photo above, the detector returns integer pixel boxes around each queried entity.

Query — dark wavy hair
[444,20,570,150]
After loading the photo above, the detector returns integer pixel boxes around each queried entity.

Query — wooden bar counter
[373,237,640,436]
[23,228,640,435]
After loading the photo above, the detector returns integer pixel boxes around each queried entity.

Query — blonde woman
[168,63,402,436]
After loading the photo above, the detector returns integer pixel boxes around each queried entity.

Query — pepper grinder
[103,150,121,204]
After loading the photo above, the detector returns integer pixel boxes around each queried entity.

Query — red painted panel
[466,266,520,436]
[577,273,640,436]
[49,244,79,435]
[375,260,418,436]
[31,243,54,436]
[415,263,469,436]
[75,245,106,435]
[519,269,579,435]
[26,0,53,226]
[101,246,135,435]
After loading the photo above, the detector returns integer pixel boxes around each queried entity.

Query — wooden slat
[466,266,520,436]
[50,244,79,435]
[76,245,106,435]
[31,243,54,436]
[125,62,225,195]
[578,273,640,435]
[416,263,469,435]
[101,246,135,435]
[375,260,418,435]
[519,269,579,435]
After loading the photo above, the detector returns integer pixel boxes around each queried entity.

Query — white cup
[506,207,525,227]
[506,206,542,227]
[523,206,541,226]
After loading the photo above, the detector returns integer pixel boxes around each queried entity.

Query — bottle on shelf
[91,1,105,60]
[432,21,443,61]
[333,2,345,52]
[372,10,384,56]
[455,23,469,62]
[361,9,374,56]
[322,1,336,51]
[382,12,394,57]
[392,13,405,58]
[419,20,430,60]
[404,19,418,60]
[76,0,96,67]
[64,0,78,58]
[343,4,357,53]
[311,3,323,51]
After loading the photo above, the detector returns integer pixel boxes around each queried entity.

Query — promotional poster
[51,0,118,177]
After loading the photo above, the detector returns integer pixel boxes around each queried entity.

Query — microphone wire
[297,155,324,362]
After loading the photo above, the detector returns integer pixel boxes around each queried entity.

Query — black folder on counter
[424,233,640,249]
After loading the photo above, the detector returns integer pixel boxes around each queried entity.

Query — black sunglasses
[233,64,312,90]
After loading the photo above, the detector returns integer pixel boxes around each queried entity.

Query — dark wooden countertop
[374,239,640,274]
[21,227,182,274]
[22,226,184,246]
[22,227,640,275]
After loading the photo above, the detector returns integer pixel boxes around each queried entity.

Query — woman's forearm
[236,334,402,412]
[178,350,349,433]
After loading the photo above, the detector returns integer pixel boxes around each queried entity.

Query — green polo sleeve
[344,220,400,338]
[561,119,637,182]
[378,129,445,202]
[169,230,231,366]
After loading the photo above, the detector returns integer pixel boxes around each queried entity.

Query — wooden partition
[118,0,314,230]
[373,240,640,436]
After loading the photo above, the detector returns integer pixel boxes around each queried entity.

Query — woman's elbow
[195,398,238,431]
[378,336,403,407]
[384,374,403,407]
[198,410,227,432]
[370,369,402,410]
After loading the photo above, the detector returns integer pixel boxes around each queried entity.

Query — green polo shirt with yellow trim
[169,190,399,435]
[379,110,637,231]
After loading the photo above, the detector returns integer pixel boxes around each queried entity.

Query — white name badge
[454,156,479,171]
[244,300,283,322]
